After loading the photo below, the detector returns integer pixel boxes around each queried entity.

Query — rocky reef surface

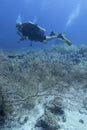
[0,44,87,130]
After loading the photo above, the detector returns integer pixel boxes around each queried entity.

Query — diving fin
[58,33,72,46]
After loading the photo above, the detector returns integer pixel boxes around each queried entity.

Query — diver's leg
[43,33,72,46]
[43,35,58,43]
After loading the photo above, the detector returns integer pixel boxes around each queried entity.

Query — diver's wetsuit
[19,22,46,42]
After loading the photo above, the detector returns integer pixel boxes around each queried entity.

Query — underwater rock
[0,92,5,127]
[18,115,28,125]
[36,110,60,130]
[45,97,64,115]
[82,84,87,93]
[79,119,84,124]
[7,55,17,59]
[83,98,87,110]
[7,54,25,59]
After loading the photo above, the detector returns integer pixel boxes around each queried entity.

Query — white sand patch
[63,110,87,130]
[20,103,44,130]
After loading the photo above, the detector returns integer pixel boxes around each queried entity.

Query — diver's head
[16,22,22,31]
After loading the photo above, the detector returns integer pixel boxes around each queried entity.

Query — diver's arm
[17,31,28,42]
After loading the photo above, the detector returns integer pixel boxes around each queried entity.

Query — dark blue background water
[0,0,87,50]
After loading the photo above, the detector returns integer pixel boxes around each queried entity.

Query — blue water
[0,0,87,50]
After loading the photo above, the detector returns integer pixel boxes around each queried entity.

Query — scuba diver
[16,21,72,46]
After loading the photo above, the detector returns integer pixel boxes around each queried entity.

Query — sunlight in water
[65,2,81,30]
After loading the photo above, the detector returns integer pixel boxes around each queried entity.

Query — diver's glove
[58,34,72,46]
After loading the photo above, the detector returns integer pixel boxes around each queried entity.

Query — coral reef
[0,44,87,130]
